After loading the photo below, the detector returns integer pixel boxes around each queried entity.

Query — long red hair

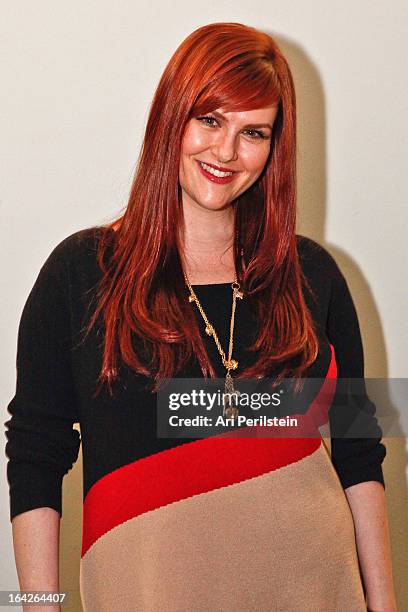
[85,22,319,395]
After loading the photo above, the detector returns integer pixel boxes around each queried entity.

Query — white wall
[1,1,407,610]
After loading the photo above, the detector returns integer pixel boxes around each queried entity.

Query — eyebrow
[210,110,273,130]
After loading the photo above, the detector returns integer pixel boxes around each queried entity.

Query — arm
[4,240,80,601]
[326,263,397,610]
[12,508,61,612]
[344,482,397,612]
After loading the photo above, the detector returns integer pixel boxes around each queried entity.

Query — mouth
[195,160,239,184]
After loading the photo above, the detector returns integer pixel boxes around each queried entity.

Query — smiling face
[179,105,279,211]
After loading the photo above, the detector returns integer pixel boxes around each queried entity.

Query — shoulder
[26,226,113,304]
[296,234,337,270]
[295,234,344,284]
[47,225,111,266]
[39,225,112,279]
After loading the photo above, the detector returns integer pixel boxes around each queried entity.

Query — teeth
[200,161,234,178]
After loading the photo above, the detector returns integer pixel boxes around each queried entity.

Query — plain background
[1,1,407,610]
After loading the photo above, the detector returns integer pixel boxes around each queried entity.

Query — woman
[5,22,397,612]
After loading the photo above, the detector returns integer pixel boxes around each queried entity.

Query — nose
[210,130,238,164]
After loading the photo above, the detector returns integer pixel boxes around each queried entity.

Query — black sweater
[4,228,386,521]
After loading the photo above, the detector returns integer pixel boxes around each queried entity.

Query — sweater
[4,227,386,611]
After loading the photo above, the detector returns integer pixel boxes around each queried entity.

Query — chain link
[184,274,242,372]
[184,272,244,421]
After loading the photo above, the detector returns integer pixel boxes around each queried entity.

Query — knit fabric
[4,228,386,611]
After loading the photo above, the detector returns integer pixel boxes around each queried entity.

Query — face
[179,105,279,211]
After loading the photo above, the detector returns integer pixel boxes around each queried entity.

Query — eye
[196,115,219,127]
[195,116,270,140]
[243,129,269,140]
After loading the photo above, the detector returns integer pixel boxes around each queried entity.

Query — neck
[181,201,235,254]
[179,201,237,282]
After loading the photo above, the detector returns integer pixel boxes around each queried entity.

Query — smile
[199,161,233,177]
[196,160,238,184]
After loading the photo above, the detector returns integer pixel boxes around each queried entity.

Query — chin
[200,199,232,210]
[198,192,235,208]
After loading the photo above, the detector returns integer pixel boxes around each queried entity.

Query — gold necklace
[184,273,244,421]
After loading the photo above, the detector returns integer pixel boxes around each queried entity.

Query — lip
[195,160,239,184]
[198,160,237,173]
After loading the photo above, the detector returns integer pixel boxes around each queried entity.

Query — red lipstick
[195,160,238,185]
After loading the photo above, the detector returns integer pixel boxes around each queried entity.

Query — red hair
[85,22,319,395]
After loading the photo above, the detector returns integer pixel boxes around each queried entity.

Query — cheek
[181,124,210,156]
[240,143,271,174]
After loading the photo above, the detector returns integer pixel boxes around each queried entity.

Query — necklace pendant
[188,295,195,303]
[223,381,240,421]
[205,325,214,336]
[223,404,239,420]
